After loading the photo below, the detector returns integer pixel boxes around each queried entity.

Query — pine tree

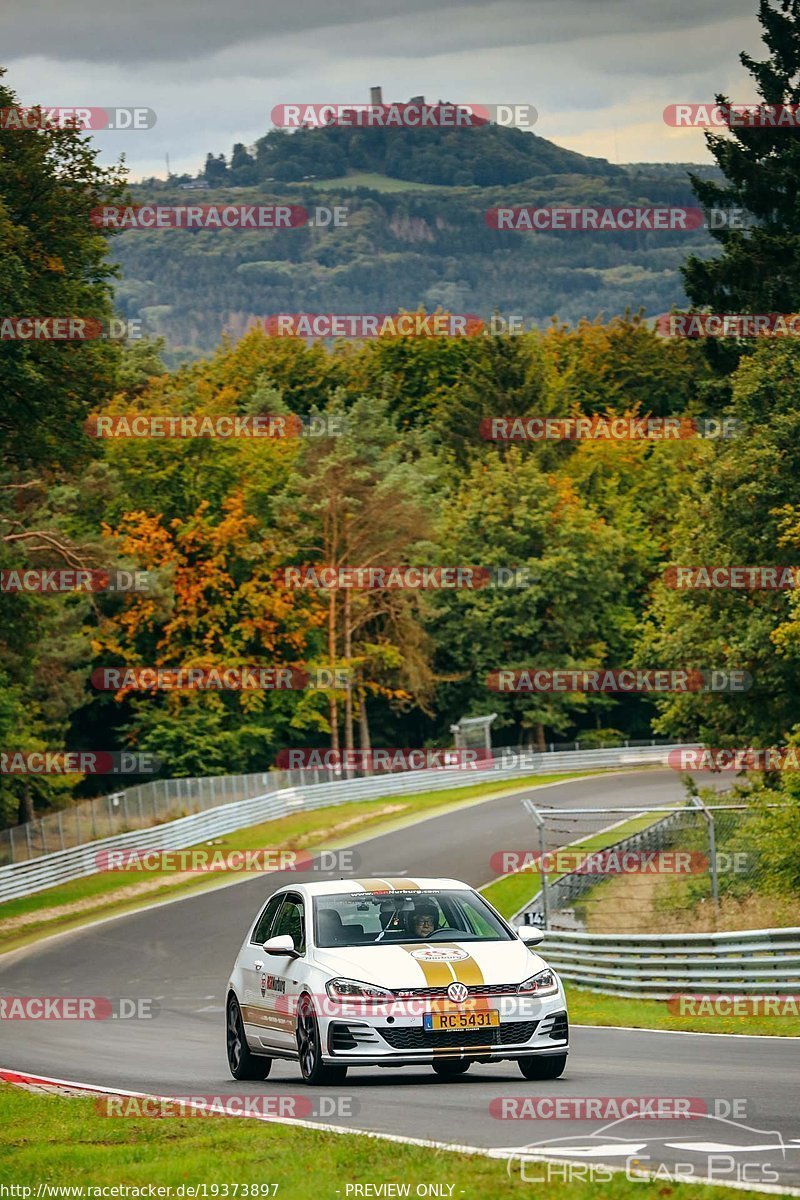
[683,1,800,313]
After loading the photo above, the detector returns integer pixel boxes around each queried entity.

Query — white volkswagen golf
[225,877,568,1084]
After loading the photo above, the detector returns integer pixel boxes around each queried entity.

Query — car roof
[274,877,470,898]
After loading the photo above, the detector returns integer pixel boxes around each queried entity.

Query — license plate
[423,1010,500,1031]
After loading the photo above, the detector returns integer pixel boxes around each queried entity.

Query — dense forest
[2,0,800,879]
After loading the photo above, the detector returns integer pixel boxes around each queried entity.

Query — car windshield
[312,889,514,948]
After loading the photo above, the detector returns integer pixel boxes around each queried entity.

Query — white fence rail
[0,743,683,904]
[529,927,800,998]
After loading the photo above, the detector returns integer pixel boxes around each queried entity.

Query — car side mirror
[262,934,298,957]
[518,926,544,946]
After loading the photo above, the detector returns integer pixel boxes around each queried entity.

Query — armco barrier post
[691,793,720,914]
[522,797,549,929]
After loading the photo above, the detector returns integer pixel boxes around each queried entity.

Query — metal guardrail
[0,737,679,866]
[0,743,684,904]
[531,927,800,998]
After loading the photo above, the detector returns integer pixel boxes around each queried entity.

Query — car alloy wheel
[226,994,272,1081]
[227,997,243,1074]
[296,994,347,1085]
[297,998,318,1079]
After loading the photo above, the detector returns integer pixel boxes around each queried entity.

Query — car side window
[251,894,285,945]
[272,895,306,955]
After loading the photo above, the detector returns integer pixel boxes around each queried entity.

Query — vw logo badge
[447,981,469,1004]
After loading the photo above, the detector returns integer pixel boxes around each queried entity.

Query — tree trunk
[358,684,371,772]
[534,722,546,753]
[343,588,354,777]
[328,587,339,758]
[17,780,34,825]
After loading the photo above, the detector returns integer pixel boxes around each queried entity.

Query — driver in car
[408,899,439,938]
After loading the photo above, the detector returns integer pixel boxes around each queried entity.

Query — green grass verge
[0,1084,771,1200]
[565,986,800,1037]
[0,771,602,953]
[293,171,450,192]
[480,813,800,1037]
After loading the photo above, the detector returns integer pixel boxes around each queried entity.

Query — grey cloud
[3,0,760,65]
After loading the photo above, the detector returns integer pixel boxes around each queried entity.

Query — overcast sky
[2,0,766,180]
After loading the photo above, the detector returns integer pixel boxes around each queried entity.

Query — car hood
[312,938,547,988]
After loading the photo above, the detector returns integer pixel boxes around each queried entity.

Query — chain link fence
[514,800,790,934]
[0,737,677,866]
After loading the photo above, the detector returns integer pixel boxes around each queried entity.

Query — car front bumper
[319,991,569,1066]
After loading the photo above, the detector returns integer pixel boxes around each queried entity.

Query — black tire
[226,994,272,1080]
[296,994,348,1085]
[432,1058,471,1077]
[518,1053,567,1080]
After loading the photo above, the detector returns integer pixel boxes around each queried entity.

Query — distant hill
[113,173,717,363]
[117,129,719,362]
[202,122,627,189]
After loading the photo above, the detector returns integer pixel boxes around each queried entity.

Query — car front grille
[393,982,521,998]
[378,1020,538,1050]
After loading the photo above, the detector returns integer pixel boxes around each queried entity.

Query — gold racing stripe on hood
[439,946,485,987]
[397,944,485,987]
[351,878,419,892]
[352,877,396,891]
[398,944,454,988]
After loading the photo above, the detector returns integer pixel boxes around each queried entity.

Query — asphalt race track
[2,769,799,1192]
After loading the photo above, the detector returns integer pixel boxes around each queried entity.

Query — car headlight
[517,968,559,996]
[325,978,396,1002]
